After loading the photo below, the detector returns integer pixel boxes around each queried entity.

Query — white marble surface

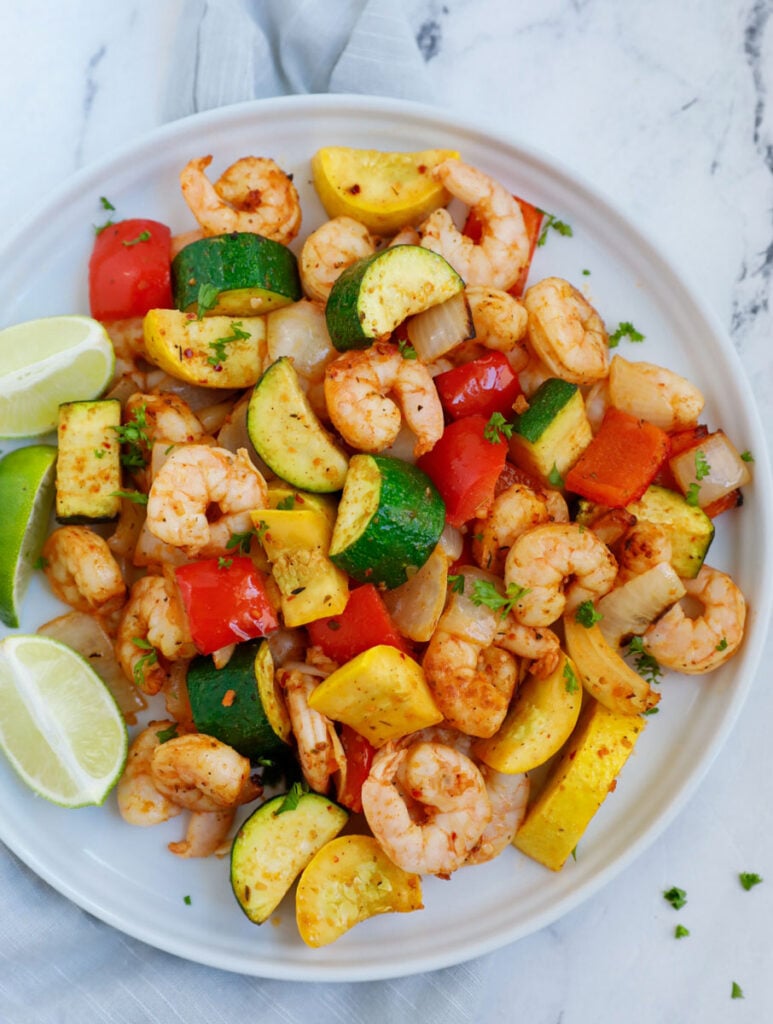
[1,1,772,1021]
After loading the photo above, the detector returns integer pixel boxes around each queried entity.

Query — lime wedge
[0,445,57,627]
[0,634,128,807]
[0,315,115,438]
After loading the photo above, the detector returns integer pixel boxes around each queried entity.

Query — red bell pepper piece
[175,556,278,655]
[464,196,543,298]
[564,406,670,508]
[307,584,411,663]
[434,351,523,421]
[334,724,376,814]
[89,218,173,321]
[417,415,507,528]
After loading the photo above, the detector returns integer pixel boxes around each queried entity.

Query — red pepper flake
[183,348,194,358]
[222,689,237,707]
[417,164,427,174]
[348,183,361,195]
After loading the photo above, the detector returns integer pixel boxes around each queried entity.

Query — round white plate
[0,94,770,982]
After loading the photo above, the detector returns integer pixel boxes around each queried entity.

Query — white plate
[0,94,771,982]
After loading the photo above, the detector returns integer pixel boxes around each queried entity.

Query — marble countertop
[1,2,772,1022]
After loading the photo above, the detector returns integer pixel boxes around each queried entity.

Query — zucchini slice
[55,399,121,523]
[247,357,349,493]
[325,245,464,351]
[231,791,349,925]
[328,454,445,589]
[296,835,423,947]
[172,232,301,316]
[186,640,290,760]
[508,377,592,485]
[625,485,715,579]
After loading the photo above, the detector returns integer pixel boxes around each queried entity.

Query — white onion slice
[597,563,686,647]
[669,431,752,507]
[405,291,474,363]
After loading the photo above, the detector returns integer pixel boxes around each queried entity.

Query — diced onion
[266,299,337,380]
[37,612,147,723]
[382,548,449,642]
[405,291,474,363]
[608,355,704,430]
[597,563,686,647]
[438,523,464,562]
[669,431,752,507]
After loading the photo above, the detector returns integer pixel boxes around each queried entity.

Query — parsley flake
[100,196,116,211]
[132,638,158,687]
[111,489,149,506]
[276,780,308,814]
[740,450,754,462]
[155,723,179,744]
[684,482,701,507]
[608,321,645,348]
[398,338,418,360]
[694,448,711,481]
[547,463,564,488]
[731,982,744,1000]
[563,661,580,694]
[183,894,192,906]
[113,403,150,468]
[254,520,269,543]
[196,282,221,320]
[575,599,602,628]
[122,229,152,247]
[447,573,465,594]
[739,872,763,891]
[484,412,514,443]
[470,578,531,617]
[716,637,728,652]
[674,924,690,939]
[226,530,254,554]
[275,495,297,510]
[93,448,106,460]
[663,886,687,910]
[628,636,662,686]
[217,557,233,570]
[33,555,49,570]
[537,210,574,247]
[206,321,251,367]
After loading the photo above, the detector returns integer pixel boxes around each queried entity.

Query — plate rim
[1,92,771,982]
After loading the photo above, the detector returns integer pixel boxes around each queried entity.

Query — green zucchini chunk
[325,244,465,351]
[247,357,349,493]
[328,453,445,589]
[231,792,349,925]
[172,232,301,316]
[187,640,290,760]
[508,377,592,484]
[626,485,715,579]
[55,399,121,523]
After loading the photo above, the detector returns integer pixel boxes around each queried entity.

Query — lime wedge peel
[0,445,57,628]
[0,635,128,808]
[0,315,115,438]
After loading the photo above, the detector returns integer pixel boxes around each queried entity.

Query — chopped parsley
[663,886,687,910]
[608,321,645,348]
[627,636,662,686]
[207,321,251,367]
[716,637,728,652]
[275,495,297,510]
[739,872,763,891]
[113,403,150,468]
[94,196,116,235]
[93,448,106,460]
[470,578,531,617]
[582,268,591,276]
[447,573,465,594]
[740,450,754,462]
[674,924,690,939]
[575,599,602,628]
[276,780,308,814]
[537,210,573,247]
[111,489,149,505]
[100,196,116,211]
[547,463,564,488]
[563,661,580,694]
[155,723,179,743]
[33,555,49,570]
[684,482,701,507]
[183,894,192,906]
[483,412,514,443]
[642,706,660,716]
[731,982,744,1000]
[694,448,711,481]
[254,520,269,543]
[196,282,221,320]
[122,229,152,247]
[226,530,254,554]
[397,338,418,360]
[133,638,158,687]
[217,557,233,570]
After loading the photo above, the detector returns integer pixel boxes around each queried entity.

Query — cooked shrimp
[472,483,554,576]
[117,721,184,826]
[170,228,204,260]
[115,574,196,694]
[608,354,705,431]
[523,277,609,384]
[361,740,492,876]
[168,808,236,858]
[180,155,301,245]
[125,393,206,449]
[103,318,151,388]
[494,618,561,679]
[505,522,618,627]
[42,526,126,615]
[616,521,673,582]
[423,567,520,737]
[419,159,530,291]
[389,226,421,246]
[466,286,529,369]
[299,216,376,302]
[146,445,268,556]
[465,767,530,866]
[642,564,746,674]
[279,667,345,794]
[324,341,444,457]
[150,733,261,812]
